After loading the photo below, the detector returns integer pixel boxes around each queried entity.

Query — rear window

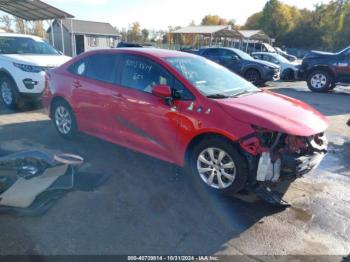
[68,54,120,84]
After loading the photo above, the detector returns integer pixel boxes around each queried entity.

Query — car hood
[216,91,328,136]
[304,50,337,59]
[252,59,279,69]
[1,54,71,67]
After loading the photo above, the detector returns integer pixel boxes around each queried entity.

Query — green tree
[244,12,262,29]
[141,28,149,42]
[201,14,227,25]
[128,22,141,42]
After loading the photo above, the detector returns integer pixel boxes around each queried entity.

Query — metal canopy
[0,0,74,21]
[172,25,243,38]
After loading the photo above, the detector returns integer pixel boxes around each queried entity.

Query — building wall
[48,22,121,56]
[84,34,119,52]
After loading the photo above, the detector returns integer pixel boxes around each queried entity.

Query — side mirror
[232,55,239,61]
[152,84,172,99]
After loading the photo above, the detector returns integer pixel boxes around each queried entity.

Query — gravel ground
[0,81,349,258]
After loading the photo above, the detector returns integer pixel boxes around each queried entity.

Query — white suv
[0,33,71,109]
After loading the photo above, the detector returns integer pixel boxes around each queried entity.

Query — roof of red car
[90,48,195,59]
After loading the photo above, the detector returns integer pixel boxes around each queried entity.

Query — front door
[110,54,194,162]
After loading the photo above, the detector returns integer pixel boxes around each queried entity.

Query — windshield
[271,53,290,63]
[0,36,59,55]
[340,46,350,55]
[231,49,254,60]
[165,56,258,97]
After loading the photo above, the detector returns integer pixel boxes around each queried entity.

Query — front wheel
[244,69,262,86]
[189,138,249,195]
[307,70,332,92]
[0,76,20,109]
[282,69,295,81]
[52,100,77,139]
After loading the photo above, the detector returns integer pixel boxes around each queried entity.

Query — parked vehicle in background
[43,48,328,195]
[274,47,297,62]
[116,42,143,48]
[299,46,350,92]
[252,52,300,81]
[197,47,280,85]
[0,33,71,109]
[240,42,276,54]
[116,42,154,48]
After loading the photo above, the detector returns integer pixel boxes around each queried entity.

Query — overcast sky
[18,0,331,30]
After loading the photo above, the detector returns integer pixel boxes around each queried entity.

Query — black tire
[307,70,333,92]
[282,69,295,81]
[244,69,262,86]
[52,100,77,139]
[0,76,21,110]
[189,137,249,195]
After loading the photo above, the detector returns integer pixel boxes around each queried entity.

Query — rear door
[69,53,120,134]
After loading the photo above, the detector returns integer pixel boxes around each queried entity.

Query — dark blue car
[197,47,280,86]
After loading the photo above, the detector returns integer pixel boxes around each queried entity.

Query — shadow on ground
[0,120,286,255]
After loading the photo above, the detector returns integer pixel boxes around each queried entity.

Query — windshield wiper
[232,89,261,97]
[206,94,230,99]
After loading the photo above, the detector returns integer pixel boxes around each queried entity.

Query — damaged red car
[43,49,328,195]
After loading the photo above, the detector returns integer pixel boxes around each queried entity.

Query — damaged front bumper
[240,131,328,184]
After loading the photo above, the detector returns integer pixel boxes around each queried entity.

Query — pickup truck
[299,46,350,92]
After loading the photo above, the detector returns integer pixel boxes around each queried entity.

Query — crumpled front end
[239,128,328,184]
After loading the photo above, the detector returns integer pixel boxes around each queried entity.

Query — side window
[270,57,279,64]
[218,49,233,59]
[120,55,172,93]
[204,49,220,56]
[173,80,194,100]
[85,54,119,83]
[262,55,271,62]
[252,54,261,60]
[119,55,194,100]
[68,58,88,76]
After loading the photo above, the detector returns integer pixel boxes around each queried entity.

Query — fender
[241,64,263,76]
[0,68,19,91]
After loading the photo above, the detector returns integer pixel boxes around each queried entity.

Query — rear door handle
[73,81,82,88]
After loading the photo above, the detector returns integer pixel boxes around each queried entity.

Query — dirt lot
[0,81,349,257]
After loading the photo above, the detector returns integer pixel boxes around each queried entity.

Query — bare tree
[0,15,13,32]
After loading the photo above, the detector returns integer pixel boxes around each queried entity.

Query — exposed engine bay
[240,128,328,184]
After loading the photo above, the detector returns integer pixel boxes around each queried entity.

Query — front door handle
[73,80,82,88]
[112,93,123,100]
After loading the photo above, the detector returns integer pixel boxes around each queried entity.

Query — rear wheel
[189,138,248,195]
[282,69,295,81]
[244,69,262,86]
[0,76,20,109]
[52,100,77,139]
[307,70,333,92]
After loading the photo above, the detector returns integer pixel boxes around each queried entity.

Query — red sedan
[43,48,328,195]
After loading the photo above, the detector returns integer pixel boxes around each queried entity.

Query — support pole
[70,18,74,56]
[60,19,65,54]
[51,20,55,48]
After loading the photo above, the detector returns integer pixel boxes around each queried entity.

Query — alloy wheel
[196,147,236,189]
[1,81,13,105]
[311,73,327,89]
[54,106,72,135]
